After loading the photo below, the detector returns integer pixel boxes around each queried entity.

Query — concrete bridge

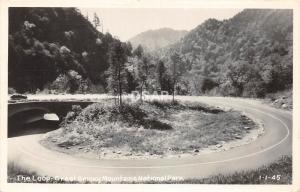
[8,101,94,137]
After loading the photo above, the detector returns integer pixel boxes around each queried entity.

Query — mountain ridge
[129,27,188,52]
[156,9,293,97]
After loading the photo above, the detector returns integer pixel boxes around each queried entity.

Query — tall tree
[125,42,133,56]
[106,40,127,107]
[93,13,100,29]
[226,60,256,96]
[156,60,169,91]
[170,52,182,102]
[136,54,151,102]
[133,44,144,59]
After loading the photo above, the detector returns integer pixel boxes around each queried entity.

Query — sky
[79,8,242,41]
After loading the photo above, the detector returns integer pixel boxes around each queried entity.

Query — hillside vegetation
[9,8,131,94]
[158,9,292,97]
[9,8,293,100]
[129,28,187,52]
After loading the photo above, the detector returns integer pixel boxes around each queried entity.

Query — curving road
[8,96,292,181]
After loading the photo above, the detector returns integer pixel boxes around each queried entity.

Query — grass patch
[158,155,292,184]
[8,156,292,184]
[41,99,258,158]
[7,162,79,183]
[7,162,38,183]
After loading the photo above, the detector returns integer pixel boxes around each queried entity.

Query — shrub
[243,80,267,98]
[146,99,182,110]
[61,100,174,131]
[61,105,83,125]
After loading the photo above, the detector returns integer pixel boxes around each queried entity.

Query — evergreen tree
[133,44,144,59]
[106,40,127,107]
[136,54,150,102]
[93,13,100,29]
[156,60,169,91]
[170,52,182,102]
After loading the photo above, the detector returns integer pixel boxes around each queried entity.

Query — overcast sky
[79,8,242,41]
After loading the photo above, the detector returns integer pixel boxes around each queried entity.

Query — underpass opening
[8,101,95,138]
[8,109,59,137]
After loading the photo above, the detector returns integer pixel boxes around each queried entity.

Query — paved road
[8,96,292,181]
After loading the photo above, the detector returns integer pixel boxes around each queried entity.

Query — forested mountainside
[157,9,293,97]
[9,8,126,93]
[129,28,188,52]
[8,8,293,98]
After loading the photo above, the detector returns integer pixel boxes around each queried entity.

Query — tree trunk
[172,58,176,104]
[172,83,175,103]
[118,63,122,108]
[119,80,122,107]
[139,81,144,103]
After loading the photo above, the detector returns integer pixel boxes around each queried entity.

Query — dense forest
[9,8,132,94]
[8,8,293,98]
[155,9,293,97]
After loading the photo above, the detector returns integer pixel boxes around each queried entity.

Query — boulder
[234,134,242,139]
[44,113,59,121]
[282,104,288,109]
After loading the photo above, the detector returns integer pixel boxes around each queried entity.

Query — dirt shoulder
[263,89,293,111]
